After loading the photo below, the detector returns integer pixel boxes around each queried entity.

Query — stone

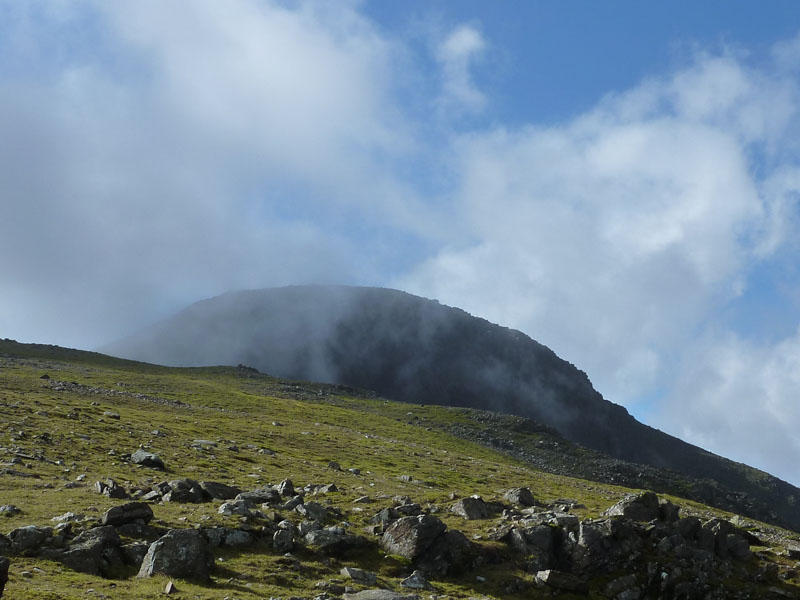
[137,529,214,581]
[236,487,280,504]
[0,557,8,598]
[130,450,165,470]
[658,499,680,522]
[277,479,295,496]
[60,526,125,577]
[164,580,178,594]
[8,525,52,555]
[305,528,368,556]
[534,569,588,593]
[381,515,446,560]
[203,527,254,549]
[504,487,536,506]
[101,502,154,527]
[103,411,120,420]
[0,505,21,517]
[164,478,206,503]
[604,492,660,522]
[273,528,294,552]
[121,542,149,567]
[296,501,328,522]
[415,529,475,577]
[218,500,256,517]
[340,566,378,585]
[198,481,240,500]
[451,496,488,520]
[343,592,419,600]
[400,569,435,591]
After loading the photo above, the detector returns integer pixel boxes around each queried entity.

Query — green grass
[1,340,799,598]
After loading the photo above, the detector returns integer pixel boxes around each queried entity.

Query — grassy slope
[1,340,799,599]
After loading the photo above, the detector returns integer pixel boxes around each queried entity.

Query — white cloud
[0,0,421,347]
[661,329,800,483]
[399,47,800,431]
[435,24,487,113]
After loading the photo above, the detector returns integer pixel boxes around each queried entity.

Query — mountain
[2,338,800,598]
[103,285,800,531]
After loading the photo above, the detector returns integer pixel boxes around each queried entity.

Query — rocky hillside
[1,340,800,599]
[103,286,800,533]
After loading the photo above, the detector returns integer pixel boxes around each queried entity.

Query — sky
[3,0,800,484]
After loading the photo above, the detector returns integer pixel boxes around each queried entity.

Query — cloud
[661,329,800,483]
[0,0,423,347]
[399,46,800,436]
[435,24,487,113]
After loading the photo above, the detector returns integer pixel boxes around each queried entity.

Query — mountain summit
[104,285,800,530]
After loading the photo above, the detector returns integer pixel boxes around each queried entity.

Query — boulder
[504,487,536,506]
[218,500,257,517]
[304,528,369,556]
[101,502,154,527]
[604,492,660,522]
[416,529,475,577]
[137,529,213,581]
[344,592,420,600]
[60,526,125,577]
[451,496,488,520]
[295,501,328,522]
[276,479,295,496]
[236,487,280,504]
[130,450,165,470]
[163,479,204,503]
[273,528,294,552]
[203,527,254,549]
[535,569,588,593]
[8,525,52,555]
[340,566,378,585]
[0,557,8,598]
[199,481,240,500]
[400,569,435,591]
[380,515,447,560]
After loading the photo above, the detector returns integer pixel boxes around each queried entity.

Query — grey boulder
[137,529,213,581]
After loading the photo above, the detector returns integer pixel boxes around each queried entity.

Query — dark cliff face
[103,285,800,531]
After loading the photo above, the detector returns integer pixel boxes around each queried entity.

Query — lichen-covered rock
[604,492,660,522]
[60,526,125,577]
[137,529,213,581]
[504,487,536,506]
[450,496,488,520]
[380,515,446,560]
[0,556,9,598]
[8,525,52,555]
[198,481,240,500]
[101,502,154,527]
[305,527,368,556]
[130,450,165,470]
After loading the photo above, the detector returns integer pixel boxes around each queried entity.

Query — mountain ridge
[102,285,800,532]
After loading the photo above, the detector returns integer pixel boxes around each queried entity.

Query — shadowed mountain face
[104,285,800,530]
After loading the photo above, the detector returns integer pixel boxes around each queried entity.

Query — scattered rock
[0,557,8,598]
[604,492,660,522]
[198,481,241,500]
[343,591,419,600]
[8,525,52,555]
[535,569,588,593]
[137,529,214,581]
[451,496,488,520]
[400,569,435,591]
[504,487,536,506]
[164,580,178,594]
[0,505,21,517]
[60,526,125,577]
[101,502,154,527]
[340,566,378,585]
[380,515,446,560]
[130,450,165,470]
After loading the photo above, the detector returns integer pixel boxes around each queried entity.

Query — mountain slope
[2,339,800,599]
[103,285,800,531]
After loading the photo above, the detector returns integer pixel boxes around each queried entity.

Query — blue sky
[3,0,800,484]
